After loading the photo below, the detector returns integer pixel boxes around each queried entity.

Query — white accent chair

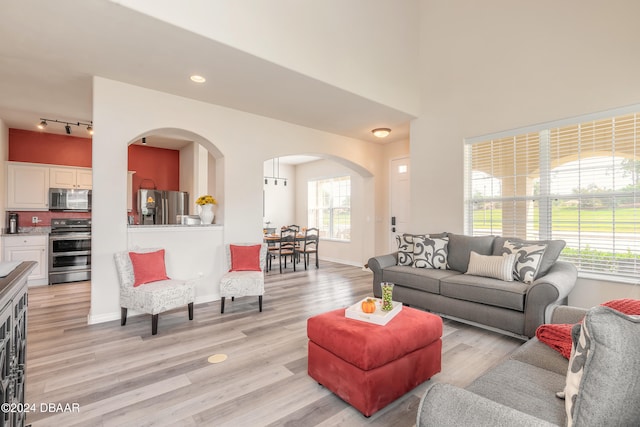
[114,249,195,335]
[219,243,268,313]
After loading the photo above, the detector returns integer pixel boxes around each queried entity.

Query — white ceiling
[0,1,412,146]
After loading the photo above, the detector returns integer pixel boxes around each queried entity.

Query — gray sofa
[367,233,578,338]
[417,305,640,426]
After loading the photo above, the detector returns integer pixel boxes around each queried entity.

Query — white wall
[263,160,295,230]
[295,159,369,267]
[111,0,420,116]
[90,77,382,322]
[413,0,640,307]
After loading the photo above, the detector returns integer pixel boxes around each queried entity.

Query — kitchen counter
[128,224,223,229]
[3,227,50,236]
[0,261,36,302]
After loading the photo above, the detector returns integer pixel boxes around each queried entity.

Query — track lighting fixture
[37,118,94,135]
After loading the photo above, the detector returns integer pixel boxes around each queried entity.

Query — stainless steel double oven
[49,218,91,284]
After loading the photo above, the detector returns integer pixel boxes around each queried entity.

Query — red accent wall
[7,129,181,221]
[127,145,180,218]
[9,129,92,167]
[127,145,180,192]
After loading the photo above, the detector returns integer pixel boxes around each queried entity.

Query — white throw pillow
[502,240,547,284]
[465,251,515,281]
[413,235,449,269]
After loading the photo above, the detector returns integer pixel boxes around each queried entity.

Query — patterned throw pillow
[502,240,547,284]
[465,251,516,281]
[396,234,415,266]
[413,235,449,269]
[564,323,587,426]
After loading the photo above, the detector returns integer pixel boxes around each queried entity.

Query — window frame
[464,104,640,283]
[307,175,351,242]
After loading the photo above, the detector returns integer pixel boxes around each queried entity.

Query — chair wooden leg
[121,307,128,326]
[188,302,194,320]
[316,253,319,269]
[259,295,263,312]
[304,253,308,270]
[152,314,159,335]
[221,297,226,314]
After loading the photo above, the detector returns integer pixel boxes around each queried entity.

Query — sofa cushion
[440,274,527,311]
[465,251,516,281]
[467,359,567,425]
[493,237,565,279]
[564,306,640,426]
[382,265,460,294]
[510,337,570,376]
[447,233,496,273]
[413,235,449,269]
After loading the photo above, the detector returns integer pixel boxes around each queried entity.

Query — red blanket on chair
[536,299,640,359]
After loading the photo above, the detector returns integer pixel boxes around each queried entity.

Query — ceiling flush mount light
[372,128,391,138]
[37,118,94,135]
[190,75,206,83]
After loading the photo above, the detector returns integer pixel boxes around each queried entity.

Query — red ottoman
[307,306,442,416]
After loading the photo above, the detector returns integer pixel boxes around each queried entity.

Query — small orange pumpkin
[361,298,376,314]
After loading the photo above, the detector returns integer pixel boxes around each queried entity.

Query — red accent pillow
[230,245,262,272]
[128,249,169,287]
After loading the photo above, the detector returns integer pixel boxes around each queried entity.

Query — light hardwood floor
[26,261,522,427]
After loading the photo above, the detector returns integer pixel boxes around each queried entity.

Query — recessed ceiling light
[372,128,391,138]
[190,75,206,83]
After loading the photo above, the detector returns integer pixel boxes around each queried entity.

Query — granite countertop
[128,224,223,228]
[3,227,50,236]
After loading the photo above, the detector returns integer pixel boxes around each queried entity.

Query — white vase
[199,203,215,224]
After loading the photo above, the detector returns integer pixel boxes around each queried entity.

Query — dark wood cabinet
[0,262,34,427]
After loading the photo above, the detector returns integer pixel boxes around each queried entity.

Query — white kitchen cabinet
[50,167,92,189]
[2,235,48,286]
[6,163,50,210]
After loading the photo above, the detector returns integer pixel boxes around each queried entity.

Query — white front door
[389,157,411,252]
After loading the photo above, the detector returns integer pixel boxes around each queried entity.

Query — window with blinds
[307,176,351,241]
[465,110,639,281]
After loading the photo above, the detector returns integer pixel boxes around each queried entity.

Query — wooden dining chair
[278,227,297,273]
[300,227,319,270]
[264,227,278,271]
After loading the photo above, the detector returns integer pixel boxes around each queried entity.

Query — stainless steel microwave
[49,188,92,211]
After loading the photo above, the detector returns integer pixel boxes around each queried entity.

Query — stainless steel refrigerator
[138,189,189,225]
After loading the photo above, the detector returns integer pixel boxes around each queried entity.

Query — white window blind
[465,111,639,280]
[307,176,351,241]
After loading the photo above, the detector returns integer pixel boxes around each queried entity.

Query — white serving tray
[345,298,402,326]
